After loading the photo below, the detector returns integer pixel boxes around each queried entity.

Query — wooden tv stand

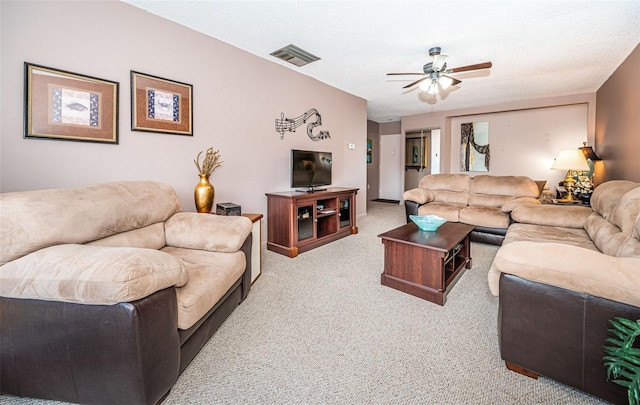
[266,187,358,258]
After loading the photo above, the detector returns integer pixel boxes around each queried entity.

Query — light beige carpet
[0,201,608,404]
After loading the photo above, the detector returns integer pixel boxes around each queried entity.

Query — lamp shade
[551,149,590,171]
[579,145,602,161]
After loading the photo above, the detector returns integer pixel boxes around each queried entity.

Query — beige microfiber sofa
[403,173,542,245]
[0,181,253,405]
[488,180,640,404]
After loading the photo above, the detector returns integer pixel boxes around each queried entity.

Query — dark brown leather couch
[499,273,640,404]
[490,180,640,404]
[403,174,543,246]
[0,181,255,404]
[0,237,251,405]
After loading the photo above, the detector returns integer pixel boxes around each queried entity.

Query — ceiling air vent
[270,44,320,67]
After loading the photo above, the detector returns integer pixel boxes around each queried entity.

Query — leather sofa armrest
[404,200,419,223]
[488,241,640,307]
[402,188,434,204]
[0,244,188,305]
[510,204,592,228]
[165,212,252,252]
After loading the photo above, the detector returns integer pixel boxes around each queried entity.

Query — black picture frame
[130,71,193,136]
[24,62,119,144]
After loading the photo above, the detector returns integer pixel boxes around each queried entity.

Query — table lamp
[551,149,590,202]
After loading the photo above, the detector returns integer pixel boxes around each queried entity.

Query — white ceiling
[123,0,640,123]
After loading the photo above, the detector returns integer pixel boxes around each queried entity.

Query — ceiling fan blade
[387,72,425,76]
[403,76,429,89]
[448,62,492,73]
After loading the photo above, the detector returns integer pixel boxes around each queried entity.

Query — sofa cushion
[500,197,542,213]
[590,180,638,223]
[584,183,640,255]
[165,213,252,253]
[417,202,465,222]
[0,244,188,304]
[584,213,628,256]
[459,206,510,229]
[87,223,166,250]
[468,175,540,208]
[616,232,640,258]
[511,204,592,228]
[402,188,434,204]
[418,174,471,205]
[488,242,640,307]
[0,181,182,265]
[163,247,246,330]
[503,223,599,251]
[609,187,640,234]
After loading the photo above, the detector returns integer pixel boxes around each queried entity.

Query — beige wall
[449,104,588,190]
[401,94,596,192]
[596,43,640,183]
[379,121,401,136]
[0,2,368,224]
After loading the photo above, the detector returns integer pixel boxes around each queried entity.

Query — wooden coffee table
[378,221,474,305]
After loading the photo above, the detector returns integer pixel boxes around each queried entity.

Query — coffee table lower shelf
[378,222,474,306]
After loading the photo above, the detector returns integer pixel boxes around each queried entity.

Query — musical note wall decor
[275,108,331,141]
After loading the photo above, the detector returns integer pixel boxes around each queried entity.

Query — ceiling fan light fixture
[387,46,492,97]
[439,75,454,90]
[432,54,448,71]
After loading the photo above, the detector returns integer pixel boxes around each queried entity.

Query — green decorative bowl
[409,215,447,232]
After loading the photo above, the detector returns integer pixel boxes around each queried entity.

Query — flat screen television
[291,149,332,192]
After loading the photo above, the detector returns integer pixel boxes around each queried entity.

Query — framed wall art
[24,62,119,144]
[131,71,193,136]
[460,121,490,172]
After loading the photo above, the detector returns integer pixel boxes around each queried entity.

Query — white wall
[0,1,368,228]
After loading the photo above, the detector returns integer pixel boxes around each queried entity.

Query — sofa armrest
[402,188,434,205]
[165,212,252,253]
[0,244,188,305]
[500,197,542,213]
[510,204,592,228]
[488,241,640,307]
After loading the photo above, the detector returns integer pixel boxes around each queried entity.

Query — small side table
[242,213,263,284]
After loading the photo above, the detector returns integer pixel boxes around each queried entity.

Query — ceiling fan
[387,47,492,95]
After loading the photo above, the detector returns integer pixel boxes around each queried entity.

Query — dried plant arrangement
[194,147,223,177]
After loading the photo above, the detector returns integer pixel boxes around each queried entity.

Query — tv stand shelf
[266,187,358,258]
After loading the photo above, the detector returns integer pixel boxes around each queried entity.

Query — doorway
[404,128,440,191]
[378,134,403,201]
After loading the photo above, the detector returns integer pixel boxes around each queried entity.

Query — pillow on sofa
[165,213,252,253]
[402,188,434,204]
[615,214,640,258]
[0,181,182,265]
[0,244,188,305]
[468,175,540,209]
[417,174,471,205]
[500,197,541,213]
[511,204,592,228]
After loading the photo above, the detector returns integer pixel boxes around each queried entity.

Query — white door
[431,129,441,174]
[379,134,403,200]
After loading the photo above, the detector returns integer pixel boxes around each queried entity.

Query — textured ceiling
[123,0,640,123]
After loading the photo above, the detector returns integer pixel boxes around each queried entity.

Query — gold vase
[194,174,214,213]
